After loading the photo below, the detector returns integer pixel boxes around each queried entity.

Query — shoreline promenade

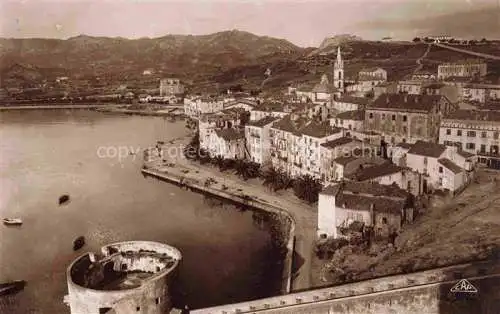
[142,137,317,292]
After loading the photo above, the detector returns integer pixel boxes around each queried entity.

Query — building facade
[160,78,185,96]
[364,94,454,144]
[437,61,487,80]
[245,116,279,165]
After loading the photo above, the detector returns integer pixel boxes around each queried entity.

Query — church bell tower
[333,46,344,92]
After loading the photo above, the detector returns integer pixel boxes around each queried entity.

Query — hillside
[0,30,305,90]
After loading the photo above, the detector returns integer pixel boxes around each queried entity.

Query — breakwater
[141,167,296,294]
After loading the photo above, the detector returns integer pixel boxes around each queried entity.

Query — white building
[404,140,474,193]
[207,128,246,160]
[317,182,413,239]
[160,78,184,96]
[198,109,242,152]
[184,96,225,118]
[439,109,500,168]
[245,116,279,165]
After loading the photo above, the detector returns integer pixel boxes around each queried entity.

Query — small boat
[73,236,85,251]
[59,194,70,205]
[2,218,23,226]
[0,280,26,296]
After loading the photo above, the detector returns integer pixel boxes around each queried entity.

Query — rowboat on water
[2,218,22,226]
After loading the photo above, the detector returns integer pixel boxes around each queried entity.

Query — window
[392,115,396,121]
[403,115,407,122]
[136,307,141,311]
[439,166,443,173]
[467,131,476,137]
[423,157,428,165]
[402,138,406,143]
[446,129,451,135]
[392,126,396,132]
[156,297,161,305]
[369,113,373,119]
[382,217,388,224]
[382,114,386,119]
[480,144,486,153]
[494,132,499,139]
[481,131,487,138]
[466,143,475,150]
[403,126,407,133]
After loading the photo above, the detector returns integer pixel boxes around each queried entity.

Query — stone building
[245,116,279,165]
[364,94,455,145]
[65,241,181,314]
[330,109,365,132]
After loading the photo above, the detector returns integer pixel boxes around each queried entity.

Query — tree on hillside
[293,175,323,204]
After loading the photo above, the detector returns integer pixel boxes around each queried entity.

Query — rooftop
[300,121,341,138]
[215,128,245,141]
[321,137,358,149]
[407,140,446,158]
[349,162,404,181]
[438,158,463,174]
[336,96,370,105]
[333,156,358,166]
[246,116,280,128]
[443,109,500,122]
[336,109,365,121]
[371,93,446,112]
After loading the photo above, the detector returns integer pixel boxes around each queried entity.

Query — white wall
[317,193,337,238]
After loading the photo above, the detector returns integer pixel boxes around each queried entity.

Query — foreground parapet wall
[192,261,500,314]
[66,241,181,314]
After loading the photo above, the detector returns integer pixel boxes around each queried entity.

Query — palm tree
[293,175,323,204]
[261,167,293,191]
[235,160,261,180]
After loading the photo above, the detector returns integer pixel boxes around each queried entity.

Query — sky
[0,0,498,47]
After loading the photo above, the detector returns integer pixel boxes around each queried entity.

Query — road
[434,43,500,61]
[412,44,432,75]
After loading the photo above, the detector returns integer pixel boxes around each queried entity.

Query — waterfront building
[269,115,343,178]
[317,181,413,239]
[184,96,225,118]
[207,128,246,160]
[439,109,500,168]
[364,94,455,144]
[245,116,279,165]
[437,60,487,80]
[198,108,243,152]
[65,241,181,314]
[160,78,184,97]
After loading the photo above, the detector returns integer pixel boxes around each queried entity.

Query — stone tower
[333,46,344,92]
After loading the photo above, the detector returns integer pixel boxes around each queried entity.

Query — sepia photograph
[1,0,500,313]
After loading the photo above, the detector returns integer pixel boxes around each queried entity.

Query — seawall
[0,104,122,110]
[141,167,296,294]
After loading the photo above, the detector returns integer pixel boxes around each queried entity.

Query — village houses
[364,93,455,145]
[198,108,244,154]
[207,128,247,160]
[159,78,185,96]
[245,116,279,165]
[250,101,290,121]
[390,140,475,194]
[317,181,414,239]
[439,109,500,168]
[331,95,369,113]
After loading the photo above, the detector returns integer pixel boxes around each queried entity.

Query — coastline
[141,166,296,294]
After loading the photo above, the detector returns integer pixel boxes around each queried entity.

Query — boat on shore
[2,218,22,226]
[0,280,26,296]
